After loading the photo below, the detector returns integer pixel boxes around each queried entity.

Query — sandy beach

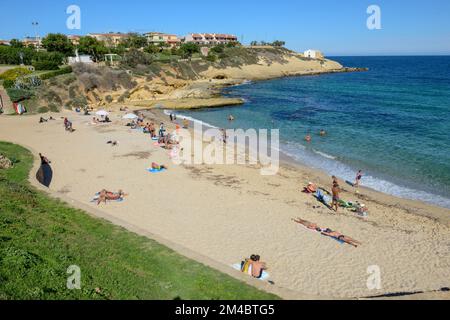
[0,110,449,299]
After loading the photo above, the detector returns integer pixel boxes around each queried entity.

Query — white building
[304,49,324,59]
[68,50,94,64]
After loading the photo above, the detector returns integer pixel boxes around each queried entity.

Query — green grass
[0,142,279,300]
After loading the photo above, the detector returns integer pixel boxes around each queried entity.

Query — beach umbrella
[95,110,109,116]
[122,113,138,120]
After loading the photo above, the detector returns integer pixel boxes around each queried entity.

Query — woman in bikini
[292,218,362,247]
[97,189,127,205]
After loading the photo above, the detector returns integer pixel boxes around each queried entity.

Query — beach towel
[232,263,270,281]
[147,168,166,173]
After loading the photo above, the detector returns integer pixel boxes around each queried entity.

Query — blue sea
[178,56,450,209]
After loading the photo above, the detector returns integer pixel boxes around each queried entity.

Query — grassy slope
[0,141,279,300]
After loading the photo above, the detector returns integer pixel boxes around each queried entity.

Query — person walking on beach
[159,123,166,137]
[331,182,341,212]
[183,118,189,129]
[354,170,363,187]
[221,129,228,144]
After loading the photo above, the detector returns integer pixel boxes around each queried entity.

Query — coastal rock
[0,154,13,169]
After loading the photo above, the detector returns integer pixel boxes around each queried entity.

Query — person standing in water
[354,170,363,187]
[305,134,312,143]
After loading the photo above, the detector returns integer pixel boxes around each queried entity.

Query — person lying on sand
[39,117,48,123]
[292,218,361,247]
[151,162,167,170]
[303,182,317,193]
[97,189,127,205]
[321,229,361,248]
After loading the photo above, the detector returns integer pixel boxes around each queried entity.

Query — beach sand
[0,110,449,299]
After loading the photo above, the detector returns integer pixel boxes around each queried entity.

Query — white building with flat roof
[304,49,324,59]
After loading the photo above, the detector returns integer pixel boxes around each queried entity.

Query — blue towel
[147,168,166,173]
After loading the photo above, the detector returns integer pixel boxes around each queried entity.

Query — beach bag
[241,259,251,274]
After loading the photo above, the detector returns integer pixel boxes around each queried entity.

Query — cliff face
[33,47,349,111]
[200,48,344,80]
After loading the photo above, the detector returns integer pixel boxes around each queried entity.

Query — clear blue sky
[1,0,449,55]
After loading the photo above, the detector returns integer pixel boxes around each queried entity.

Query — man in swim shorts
[249,255,267,279]
[332,182,341,212]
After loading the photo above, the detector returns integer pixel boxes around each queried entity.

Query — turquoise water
[177,56,450,209]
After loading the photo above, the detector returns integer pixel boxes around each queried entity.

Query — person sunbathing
[292,218,361,247]
[151,162,167,170]
[321,229,361,248]
[292,218,321,231]
[303,182,317,193]
[97,189,127,205]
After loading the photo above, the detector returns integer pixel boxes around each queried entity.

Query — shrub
[32,60,60,71]
[38,106,49,113]
[48,104,59,112]
[121,49,153,68]
[6,88,35,102]
[0,68,32,81]
[32,52,65,71]
[206,53,218,62]
[2,79,15,89]
[39,66,73,80]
